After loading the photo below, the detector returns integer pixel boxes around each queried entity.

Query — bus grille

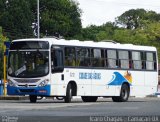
[19,89,35,93]
[18,85,36,87]
[14,79,40,83]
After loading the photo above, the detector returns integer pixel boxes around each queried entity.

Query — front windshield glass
[8,50,49,78]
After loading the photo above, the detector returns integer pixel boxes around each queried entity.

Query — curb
[146,95,157,98]
[155,92,160,96]
[0,96,29,100]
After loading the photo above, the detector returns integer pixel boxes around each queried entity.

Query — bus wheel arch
[112,82,130,102]
[64,81,77,103]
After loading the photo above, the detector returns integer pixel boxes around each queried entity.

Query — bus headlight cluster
[8,79,16,87]
[38,79,49,87]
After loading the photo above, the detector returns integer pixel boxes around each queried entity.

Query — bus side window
[76,48,90,67]
[91,49,105,67]
[51,46,64,73]
[132,51,142,70]
[146,52,155,70]
[64,47,76,66]
[118,50,129,69]
[107,49,118,68]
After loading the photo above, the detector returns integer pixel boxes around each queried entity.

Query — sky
[76,0,160,27]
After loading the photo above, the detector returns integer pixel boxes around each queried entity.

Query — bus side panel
[49,69,158,97]
[131,71,158,97]
[68,68,92,96]
[50,73,66,96]
[91,70,116,96]
[50,68,93,96]
[92,70,146,97]
[144,71,158,95]
[145,72,158,86]
[91,70,137,97]
[130,71,145,97]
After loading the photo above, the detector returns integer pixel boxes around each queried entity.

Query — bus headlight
[8,79,16,87]
[38,79,49,87]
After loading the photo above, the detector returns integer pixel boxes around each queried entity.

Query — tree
[0,0,34,40]
[79,22,117,41]
[0,27,8,79]
[96,22,117,41]
[80,25,99,41]
[78,9,160,61]
[39,0,82,38]
[116,9,160,29]
[0,0,82,39]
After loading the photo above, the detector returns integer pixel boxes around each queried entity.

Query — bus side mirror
[51,48,64,73]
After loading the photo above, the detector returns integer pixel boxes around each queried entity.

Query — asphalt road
[0,97,160,122]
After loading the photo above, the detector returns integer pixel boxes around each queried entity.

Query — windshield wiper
[15,65,26,76]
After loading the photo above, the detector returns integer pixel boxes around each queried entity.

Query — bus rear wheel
[112,84,130,102]
[81,96,98,102]
[64,84,72,103]
[29,95,37,103]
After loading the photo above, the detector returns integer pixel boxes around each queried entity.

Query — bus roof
[12,38,157,52]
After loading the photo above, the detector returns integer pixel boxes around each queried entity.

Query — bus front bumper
[7,85,51,96]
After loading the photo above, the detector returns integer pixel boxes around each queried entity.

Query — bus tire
[64,84,72,103]
[29,95,37,103]
[112,84,130,102]
[81,96,98,102]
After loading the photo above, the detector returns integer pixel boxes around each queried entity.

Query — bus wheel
[112,84,130,102]
[64,84,72,103]
[29,95,37,103]
[81,96,98,102]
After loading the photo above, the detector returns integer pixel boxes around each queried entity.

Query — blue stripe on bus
[108,72,132,86]
[7,85,51,96]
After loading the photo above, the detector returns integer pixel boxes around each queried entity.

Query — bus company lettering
[79,72,101,80]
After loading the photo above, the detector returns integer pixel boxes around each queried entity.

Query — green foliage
[75,9,160,62]
[77,22,117,41]
[96,31,108,41]
[0,2,160,62]
[0,26,8,79]
[0,0,82,77]
[34,0,82,38]
[95,22,116,41]
[0,0,82,39]
[80,25,100,41]
[0,0,34,39]
[116,9,160,29]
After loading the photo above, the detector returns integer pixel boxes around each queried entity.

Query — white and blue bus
[7,38,158,103]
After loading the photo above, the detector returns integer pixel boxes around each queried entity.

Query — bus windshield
[8,50,49,78]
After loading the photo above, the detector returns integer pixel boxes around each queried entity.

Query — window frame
[145,52,157,71]
[106,49,118,69]
[118,50,130,69]
[52,44,157,72]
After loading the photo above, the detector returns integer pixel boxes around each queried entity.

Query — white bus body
[7,38,158,102]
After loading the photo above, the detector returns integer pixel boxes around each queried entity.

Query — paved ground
[0,97,160,122]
